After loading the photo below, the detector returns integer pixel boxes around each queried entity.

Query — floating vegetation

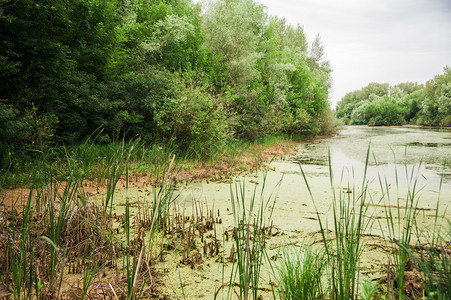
[1,127,450,299]
[403,142,451,148]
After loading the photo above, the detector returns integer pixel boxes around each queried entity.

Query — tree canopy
[0,0,334,167]
[335,67,451,127]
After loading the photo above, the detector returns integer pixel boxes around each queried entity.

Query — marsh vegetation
[1,126,450,299]
[1,0,450,298]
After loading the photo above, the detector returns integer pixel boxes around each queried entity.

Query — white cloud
[258,0,451,107]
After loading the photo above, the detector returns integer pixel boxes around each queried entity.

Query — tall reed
[6,189,35,299]
[277,245,326,299]
[376,155,423,297]
[45,170,81,292]
[124,199,135,299]
[0,158,59,299]
[228,174,278,300]
[404,179,450,298]
[146,155,178,262]
[80,235,105,300]
[300,146,372,299]
[103,140,136,217]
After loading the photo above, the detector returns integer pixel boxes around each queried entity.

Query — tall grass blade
[228,174,279,300]
[299,145,372,299]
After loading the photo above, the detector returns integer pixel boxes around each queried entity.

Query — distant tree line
[0,0,334,168]
[335,67,451,127]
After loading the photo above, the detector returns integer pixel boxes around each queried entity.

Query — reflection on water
[173,125,450,234]
[170,125,450,249]
[293,126,451,184]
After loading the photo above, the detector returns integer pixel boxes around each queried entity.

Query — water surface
[137,126,451,298]
[172,126,451,235]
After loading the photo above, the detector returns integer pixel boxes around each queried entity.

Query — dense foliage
[0,0,334,169]
[335,67,451,127]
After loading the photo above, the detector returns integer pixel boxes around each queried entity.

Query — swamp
[1,1,450,298]
[1,126,450,299]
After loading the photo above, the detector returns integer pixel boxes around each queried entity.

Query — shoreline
[1,133,336,208]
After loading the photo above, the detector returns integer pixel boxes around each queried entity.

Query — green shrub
[416,115,428,125]
[440,115,451,127]
[154,78,234,158]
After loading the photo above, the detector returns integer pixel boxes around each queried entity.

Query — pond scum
[0,144,450,299]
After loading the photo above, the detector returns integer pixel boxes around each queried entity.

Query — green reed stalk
[228,174,278,300]
[104,145,124,217]
[81,262,98,300]
[104,140,137,218]
[178,267,186,300]
[81,237,103,300]
[7,190,35,300]
[124,198,146,300]
[146,155,177,262]
[377,155,423,298]
[125,199,134,299]
[407,178,450,298]
[300,146,372,300]
[44,168,80,294]
[277,245,326,300]
[3,160,53,299]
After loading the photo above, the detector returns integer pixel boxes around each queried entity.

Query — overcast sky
[258,0,451,107]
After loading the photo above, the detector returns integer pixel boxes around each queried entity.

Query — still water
[294,125,451,183]
[157,126,451,297]
[178,125,451,235]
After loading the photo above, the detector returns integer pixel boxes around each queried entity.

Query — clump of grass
[146,155,178,262]
[225,175,279,300]
[1,157,79,298]
[277,245,327,299]
[4,185,36,299]
[300,146,372,299]
[0,152,125,298]
[124,199,146,300]
[45,170,82,294]
[376,154,423,297]
[80,249,101,300]
[404,178,450,298]
[359,279,380,300]
[413,225,451,298]
[103,139,138,217]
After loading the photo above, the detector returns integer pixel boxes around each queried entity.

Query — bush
[153,78,234,158]
[364,97,405,126]
[440,115,451,127]
[416,115,428,126]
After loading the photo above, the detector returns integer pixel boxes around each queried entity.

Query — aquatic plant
[145,155,178,262]
[226,175,279,300]
[400,179,450,298]
[277,245,326,299]
[410,230,451,299]
[375,153,423,298]
[300,146,372,299]
[4,187,36,299]
[124,199,146,300]
[103,139,136,218]
[359,279,380,300]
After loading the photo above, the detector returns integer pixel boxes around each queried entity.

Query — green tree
[202,0,266,88]
[365,97,405,126]
[350,101,369,125]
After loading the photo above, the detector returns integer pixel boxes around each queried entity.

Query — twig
[214,282,242,300]
[108,282,119,300]
[132,245,145,299]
